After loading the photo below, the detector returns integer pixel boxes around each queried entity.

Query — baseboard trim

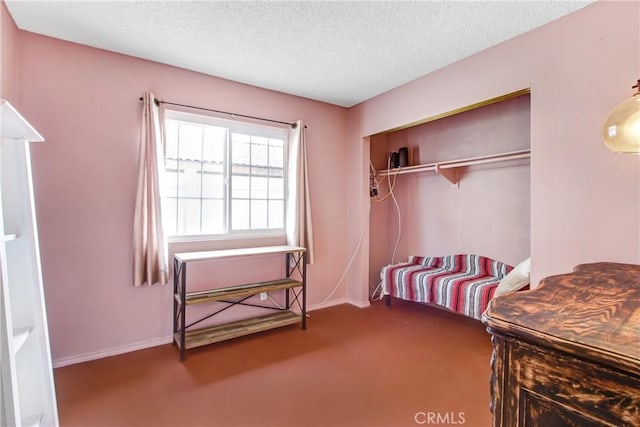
[53,298,372,368]
[307,297,370,311]
[348,299,371,308]
[307,297,348,311]
[53,335,173,368]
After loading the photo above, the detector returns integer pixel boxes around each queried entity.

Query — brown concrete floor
[54,300,493,426]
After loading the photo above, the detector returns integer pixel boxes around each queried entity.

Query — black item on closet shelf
[390,152,399,168]
[398,147,409,167]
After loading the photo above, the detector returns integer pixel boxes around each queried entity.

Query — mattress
[381,254,513,320]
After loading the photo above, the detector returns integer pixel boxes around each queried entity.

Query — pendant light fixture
[602,79,640,153]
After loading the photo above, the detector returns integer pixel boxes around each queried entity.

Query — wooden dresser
[482,262,640,427]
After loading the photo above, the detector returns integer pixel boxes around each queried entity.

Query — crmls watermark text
[414,411,466,425]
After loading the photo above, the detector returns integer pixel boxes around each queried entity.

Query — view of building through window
[163,112,287,237]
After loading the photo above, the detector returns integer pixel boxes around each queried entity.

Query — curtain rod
[138,96,301,128]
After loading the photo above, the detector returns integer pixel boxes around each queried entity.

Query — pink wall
[369,95,531,288]
[0,1,18,101]
[7,0,640,363]
[348,0,640,300]
[15,32,349,363]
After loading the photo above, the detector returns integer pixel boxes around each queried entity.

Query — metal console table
[173,245,307,361]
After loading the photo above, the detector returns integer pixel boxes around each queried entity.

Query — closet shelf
[376,149,530,185]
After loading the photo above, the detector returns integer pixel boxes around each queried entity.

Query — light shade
[602,79,640,153]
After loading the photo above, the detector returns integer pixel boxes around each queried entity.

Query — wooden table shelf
[173,245,307,361]
[176,278,303,305]
[175,311,301,350]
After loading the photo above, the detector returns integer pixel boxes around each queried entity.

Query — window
[163,111,288,238]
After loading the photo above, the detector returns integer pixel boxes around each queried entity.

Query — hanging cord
[370,153,403,300]
[263,199,373,313]
[388,154,402,265]
[313,153,404,306]
[369,161,398,202]
[316,200,372,306]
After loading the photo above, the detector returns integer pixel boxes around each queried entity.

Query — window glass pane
[203,126,226,163]
[268,200,284,229]
[175,167,186,197]
[177,198,201,235]
[269,167,284,177]
[251,137,269,167]
[251,200,268,229]
[232,142,250,166]
[233,133,250,143]
[202,199,224,234]
[231,164,250,176]
[231,199,250,230]
[250,176,268,199]
[164,116,287,237]
[268,142,283,168]
[178,124,203,160]
[232,135,250,165]
[232,175,250,199]
[202,163,224,198]
[251,166,268,177]
[269,138,283,147]
[164,159,179,198]
[163,197,177,235]
[166,121,179,159]
[268,177,284,200]
[179,161,202,198]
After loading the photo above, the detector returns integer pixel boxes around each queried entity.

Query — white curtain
[286,120,315,264]
[133,92,169,286]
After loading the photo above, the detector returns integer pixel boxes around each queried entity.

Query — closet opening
[368,90,531,300]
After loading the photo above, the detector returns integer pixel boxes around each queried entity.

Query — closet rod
[437,149,530,169]
[377,149,530,177]
[138,96,302,128]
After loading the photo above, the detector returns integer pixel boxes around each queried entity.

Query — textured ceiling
[5,1,592,107]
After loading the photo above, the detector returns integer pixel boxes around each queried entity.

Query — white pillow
[494,258,531,297]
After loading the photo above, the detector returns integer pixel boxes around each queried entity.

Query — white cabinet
[0,100,58,426]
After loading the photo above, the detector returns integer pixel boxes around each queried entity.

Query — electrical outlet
[259,292,268,301]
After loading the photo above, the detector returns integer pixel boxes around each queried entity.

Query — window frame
[163,109,289,243]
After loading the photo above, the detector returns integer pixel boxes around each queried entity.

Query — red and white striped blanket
[381,254,513,320]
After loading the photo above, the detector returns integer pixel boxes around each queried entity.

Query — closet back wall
[369,95,530,287]
[14,30,349,365]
